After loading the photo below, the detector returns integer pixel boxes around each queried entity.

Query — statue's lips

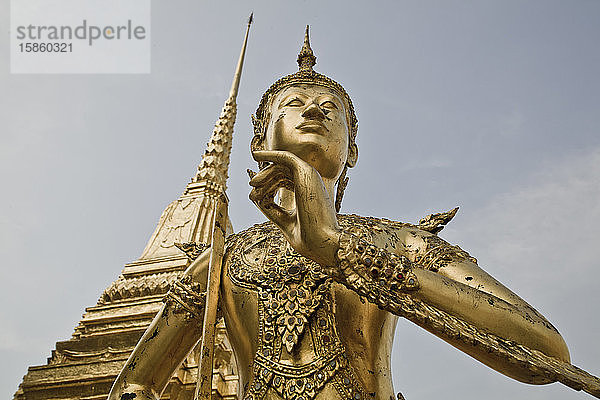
[295,120,329,133]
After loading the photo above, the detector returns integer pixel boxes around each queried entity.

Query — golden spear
[188,13,253,400]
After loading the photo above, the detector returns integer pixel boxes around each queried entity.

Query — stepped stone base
[15,256,239,400]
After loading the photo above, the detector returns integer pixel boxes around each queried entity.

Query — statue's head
[251,26,358,212]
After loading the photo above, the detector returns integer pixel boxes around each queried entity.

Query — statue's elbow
[517,329,571,385]
[520,317,571,365]
[545,330,570,364]
[499,325,571,385]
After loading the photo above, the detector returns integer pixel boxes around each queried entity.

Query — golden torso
[221,215,416,400]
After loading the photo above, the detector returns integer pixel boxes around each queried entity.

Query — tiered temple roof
[13,176,240,400]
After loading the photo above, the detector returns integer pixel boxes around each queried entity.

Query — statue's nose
[302,102,326,120]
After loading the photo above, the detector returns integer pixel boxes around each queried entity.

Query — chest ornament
[225,220,377,400]
[229,230,331,352]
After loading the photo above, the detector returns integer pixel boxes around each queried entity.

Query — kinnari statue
[108,21,600,400]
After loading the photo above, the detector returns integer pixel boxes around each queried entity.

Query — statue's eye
[284,98,304,107]
[320,100,338,110]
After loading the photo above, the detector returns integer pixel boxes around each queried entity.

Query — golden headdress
[251,25,358,151]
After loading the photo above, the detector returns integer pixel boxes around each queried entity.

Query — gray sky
[1,1,600,399]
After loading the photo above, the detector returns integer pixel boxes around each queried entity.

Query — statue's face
[265,84,352,180]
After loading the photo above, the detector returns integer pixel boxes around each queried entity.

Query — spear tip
[228,13,253,99]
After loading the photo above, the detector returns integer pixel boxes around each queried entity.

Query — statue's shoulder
[338,213,417,234]
[225,220,277,253]
[337,208,458,235]
[337,210,470,272]
[337,214,433,250]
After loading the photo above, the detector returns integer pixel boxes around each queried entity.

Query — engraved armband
[336,231,419,309]
[417,235,477,272]
[163,276,206,321]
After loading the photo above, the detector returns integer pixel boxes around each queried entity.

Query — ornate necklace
[227,221,372,400]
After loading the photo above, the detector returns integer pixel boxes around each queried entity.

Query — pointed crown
[252,26,358,151]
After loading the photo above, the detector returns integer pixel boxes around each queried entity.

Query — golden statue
[108,22,600,400]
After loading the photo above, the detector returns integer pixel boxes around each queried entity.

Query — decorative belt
[245,349,371,400]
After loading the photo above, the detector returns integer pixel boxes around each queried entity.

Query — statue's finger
[249,186,294,229]
[262,176,293,200]
[252,150,304,173]
[248,187,263,204]
[249,164,291,187]
[259,202,295,231]
[249,175,292,204]
[250,176,292,198]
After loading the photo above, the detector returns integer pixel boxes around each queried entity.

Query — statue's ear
[346,143,358,168]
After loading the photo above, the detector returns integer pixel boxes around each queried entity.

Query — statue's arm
[336,227,570,384]
[245,150,570,383]
[107,249,211,400]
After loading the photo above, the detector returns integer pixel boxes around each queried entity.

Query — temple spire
[193,13,253,193]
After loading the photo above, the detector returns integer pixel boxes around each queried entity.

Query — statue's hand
[249,150,341,267]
